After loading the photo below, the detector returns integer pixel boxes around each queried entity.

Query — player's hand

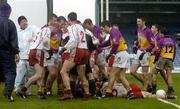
[46,50,53,60]
[59,47,66,56]
[133,46,138,54]
[15,54,20,62]
[139,52,145,60]
[106,54,111,62]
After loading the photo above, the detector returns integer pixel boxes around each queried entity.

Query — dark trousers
[0,50,16,95]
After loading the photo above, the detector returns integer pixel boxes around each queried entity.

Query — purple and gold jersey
[152,33,161,52]
[158,36,176,60]
[50,31,62,53]
[137,27,154,51]
[109,28,128,54]
[93,26,103,44]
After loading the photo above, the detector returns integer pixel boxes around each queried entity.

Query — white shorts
[44,57,55,67]
[113,51,130,68]
[97,51,106,66]
[132,49,150,66]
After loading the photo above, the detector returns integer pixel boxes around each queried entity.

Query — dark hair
[159,26,168,35]
[67,12,77,21]
[137,16,146,22]
[83,18,92,25]
[57,16,67,22]
[101,20,111,27]
[152,24,160,31]
[18,16,27,24]
[49,13,58,20]
[0,3,11,16]
[76,20,82,24]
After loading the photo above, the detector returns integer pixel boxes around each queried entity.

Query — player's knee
[36,74,43,80]
[130,71,136,76]
[60,70,67,76]
[50,71,57,78]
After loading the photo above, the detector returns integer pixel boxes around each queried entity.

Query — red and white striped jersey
[29,27,51,50]
[64,24,87,50]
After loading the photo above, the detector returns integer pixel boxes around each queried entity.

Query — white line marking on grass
[157,98,180,109]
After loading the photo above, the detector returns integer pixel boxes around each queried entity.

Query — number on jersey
[165,45,174,53]
[80,31,85,43]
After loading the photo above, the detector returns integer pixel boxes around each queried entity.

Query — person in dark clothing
[0,3,19,102]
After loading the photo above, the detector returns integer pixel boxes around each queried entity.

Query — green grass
[0,74,180,109]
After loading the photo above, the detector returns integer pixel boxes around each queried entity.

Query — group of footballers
[9,11,177,102]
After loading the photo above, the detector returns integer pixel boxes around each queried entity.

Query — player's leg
[105,67,120,97]
[159,70,168,86]
[24,64,43,89]
[119,68,135,99]
[151,57,166,93]
[151,67,159,93]
[56,59,64,96]
[59,59,75,100]
[165,59,175,97]
[130,64,143,83]
[77,64,90,99]
[142,66,149,90]
[46,64,57,95]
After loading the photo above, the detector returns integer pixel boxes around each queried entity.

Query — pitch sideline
[157,98,180,109]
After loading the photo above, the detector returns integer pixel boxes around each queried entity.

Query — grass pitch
[0,74,180,109]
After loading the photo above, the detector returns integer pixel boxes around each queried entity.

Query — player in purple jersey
[151,26,176,98]
[83,19,108,81]
[130,17,154,91]
[100,20,134,99]
[150,24,168,93]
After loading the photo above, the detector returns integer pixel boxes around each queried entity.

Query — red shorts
[94,49,99,65]
[108,55,115,67]
[29,49,44,67]
[74,48,90,65]
[129,83,143,98]
[61,52,70,64]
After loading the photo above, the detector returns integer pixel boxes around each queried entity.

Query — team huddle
[0,3,177,102]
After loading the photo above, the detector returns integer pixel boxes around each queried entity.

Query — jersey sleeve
[64,26,78,50]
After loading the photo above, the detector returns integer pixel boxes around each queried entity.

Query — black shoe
[4,93,14,102]
[147,85,153,93]
[8,95,14,102]
[16,91,27,99]
[167,88,175,96]
[167,95,177,99]
[127,91,135,100]
[5,95,14,102]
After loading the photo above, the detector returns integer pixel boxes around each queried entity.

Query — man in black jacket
[0,3,19,102]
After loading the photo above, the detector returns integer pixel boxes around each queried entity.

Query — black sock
[70,81,76,97]
[89,80,96,96]
[152,84,157,94]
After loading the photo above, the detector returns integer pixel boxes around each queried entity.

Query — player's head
[48,13,58,26]
[159,26,168,37]
[83,18,94,31]
[101,20,111,33]
[67,12,77,25]
[113,24,119,29]
[57,16,67,28]
[0,3,11,17]
[137,16,146,28]
[61,22,68,33]
[18,16,28,30]
[151,24,159,35]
